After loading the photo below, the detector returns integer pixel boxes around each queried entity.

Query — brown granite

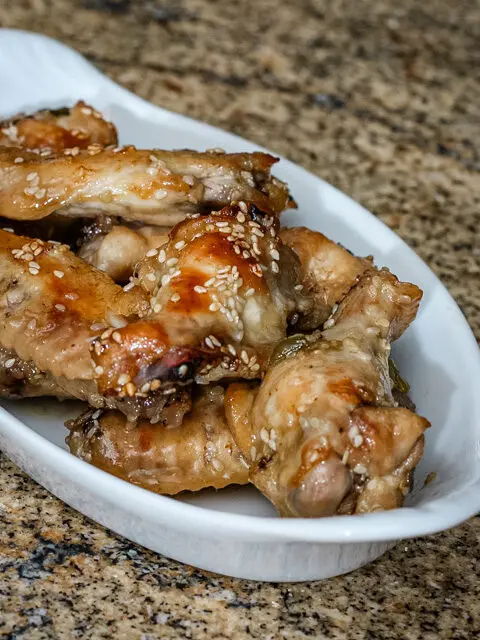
[0,0,479,638]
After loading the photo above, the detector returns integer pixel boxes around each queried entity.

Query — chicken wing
[280,226,371,329]
[90,204,307,411]
[0,147,293,224]
[0,230,192,420]
[225,268,429,517]
[0,101,117,152]
[66,384,249,494]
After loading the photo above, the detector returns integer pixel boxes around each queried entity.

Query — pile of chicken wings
[0,102,429,517]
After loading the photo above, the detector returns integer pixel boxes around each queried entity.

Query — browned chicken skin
[0,229,190,420]
[280,226,371,329]
[225,268,429,517]
[90,204,307,409]
[0,101,117,152]
[66,384,249,494]
[0,147,293,224]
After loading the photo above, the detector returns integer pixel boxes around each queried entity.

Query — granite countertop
[1,0,479,637]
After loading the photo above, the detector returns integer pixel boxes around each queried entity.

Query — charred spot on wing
[134,347,216,386]
[247,203,270,221]
[49,107,71,117]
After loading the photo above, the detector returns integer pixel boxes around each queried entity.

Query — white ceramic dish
[0,29,479,582]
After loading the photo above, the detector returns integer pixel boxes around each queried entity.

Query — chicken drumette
[226,268,429,517]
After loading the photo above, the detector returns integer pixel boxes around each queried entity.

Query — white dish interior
[0,29,479,581]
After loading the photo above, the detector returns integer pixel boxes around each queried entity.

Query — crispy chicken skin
[225,268,429,517]
[280,226,371,329]
[0,101,117,152]
[90,204,307,405]
[66,385,249,494]
[0,147,293,224]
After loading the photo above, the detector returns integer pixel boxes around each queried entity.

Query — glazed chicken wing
[226,268,429,517]
[0,230,193,420]
[0,147,293,224]
[66,384,249,494]
[0,101,117,152]
[90,204,307,410]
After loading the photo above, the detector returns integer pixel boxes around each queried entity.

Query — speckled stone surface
[1,0,479,638]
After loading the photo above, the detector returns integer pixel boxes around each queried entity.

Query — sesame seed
[194,285,207,294]
[294,284,304,291]
[270,248,280,261]
[53,270,64,279]
[107,312,127,328]
[161,274,171,287]
[125,382,136,396]
[29,268,39,276]
[216,221,229,228]
[209,302,220,312]
[354,464,367,475]
[140,382,151,393]
[146,248,158,257]
[24,187,38,196]
[26,172,38,181]
[183,174,195,185]
[33,247,43,256]
[323,318,335,329]
[174,240,186,250]
[170,293,181,303]
[27,319,36,330]
[5,358,15,368]
[150,380,161,391]
[117,373,130,386]
[146,272,156,282]
[205,337,214,349]
[158,249,166,263]
[123,281,135,292]
[240,350,249,364]
[260,428,269,444]
[353,435,364,448]
[14,157,24,163]
[271,261,279,273]
[153,304,162,313]
[227,344,236,356]
[55,303,66,312]
[154,189,168,200]
[250,363,260,372]
[178,364,189,377]
[245,288,255,297]
[166,257,178,267]
[204,278,215,287]
[3,227,14,233]
[209,335,221,347]
[94,365,104,375]
[163,387,176,395]
[112,331,122,344]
